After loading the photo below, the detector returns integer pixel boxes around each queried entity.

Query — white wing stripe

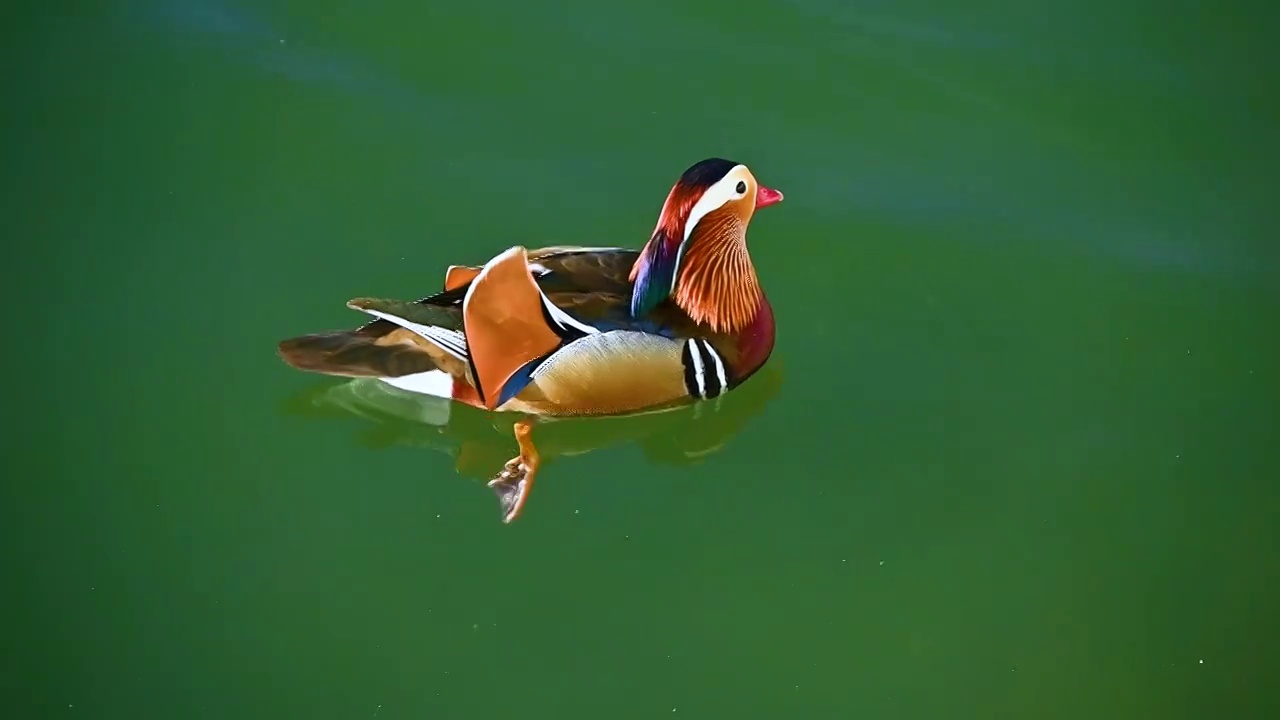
[689,339,707,397]
[539,293,600,336]
[358,309,468,361]
[699,339,728,397]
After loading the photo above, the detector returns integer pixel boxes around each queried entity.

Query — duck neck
[732,292,775,383]
[672,214,762,335]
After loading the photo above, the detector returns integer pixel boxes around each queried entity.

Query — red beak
[755,185,784,209]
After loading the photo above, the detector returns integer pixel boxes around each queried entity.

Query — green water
[6,1,1278,717]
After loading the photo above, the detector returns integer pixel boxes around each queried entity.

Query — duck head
[630,158,784,332]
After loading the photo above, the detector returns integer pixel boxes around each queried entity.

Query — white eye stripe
[671,165,749,286]
[681,166,748,245]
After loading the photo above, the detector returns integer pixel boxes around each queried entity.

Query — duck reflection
[281,363,783,523]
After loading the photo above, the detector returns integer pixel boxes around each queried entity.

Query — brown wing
[440,246,639,294]
[278,246,638,380]
[278,292,468,379]
[525,246,640,295]
[276,326,445,378]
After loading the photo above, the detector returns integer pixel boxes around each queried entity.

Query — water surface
[5,1,1277,718]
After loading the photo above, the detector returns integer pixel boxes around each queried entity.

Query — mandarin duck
[277,158,785,522]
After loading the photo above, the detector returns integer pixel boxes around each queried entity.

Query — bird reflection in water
[280,363,783,523]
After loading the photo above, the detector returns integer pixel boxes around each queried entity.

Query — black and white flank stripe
[681,338,728,400]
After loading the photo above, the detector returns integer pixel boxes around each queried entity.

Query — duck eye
[735,181,747,194]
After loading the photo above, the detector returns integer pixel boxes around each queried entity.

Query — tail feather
[277,328,443,378]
